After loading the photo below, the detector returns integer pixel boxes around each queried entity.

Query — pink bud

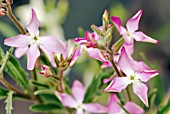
[40,65,53,78]
[6,0,13,4]
[0,8,6,16]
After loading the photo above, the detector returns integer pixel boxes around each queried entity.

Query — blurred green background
[0,0,170,113]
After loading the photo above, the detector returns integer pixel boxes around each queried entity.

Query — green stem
[58,69,65,93]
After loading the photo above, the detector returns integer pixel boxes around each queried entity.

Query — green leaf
[0,86,8,99]
[40,94,61,106]
[34,89,54,95]
[5,55,29,93]
[157,99,170,114]
[5,91,13,114]
[148,88,157,113]
[30,103,60,112]
[84,69,113,102]
[31,80,49,89]
[0,21,17,37]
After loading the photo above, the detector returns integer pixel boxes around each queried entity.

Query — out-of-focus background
[0,0,170,113]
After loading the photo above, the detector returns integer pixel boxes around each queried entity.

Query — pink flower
[4,9,66,70]
[86,48,112,68]
[111,9,159,44]
[108,93,144,114]
[39,65,53,78]
[74,31,112,68]
[74,31,98,48]
[55,80,108,114]
[105,46,159,107]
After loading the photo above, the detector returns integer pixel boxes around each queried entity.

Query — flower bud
[111,37,125,54]
[6,0,13,4]
[0,8,6,16]
[39,65,53,78]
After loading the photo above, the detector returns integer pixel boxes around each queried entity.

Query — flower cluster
[2,4,160,114]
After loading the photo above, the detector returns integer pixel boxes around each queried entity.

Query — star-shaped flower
[111,9,159,44]
[105,46,159,107]
[55,80,108,114]
[4,9,66,70]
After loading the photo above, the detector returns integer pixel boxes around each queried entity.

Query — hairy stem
[0,77,30,99]
[6,4,27,35]
[58,69,65,93]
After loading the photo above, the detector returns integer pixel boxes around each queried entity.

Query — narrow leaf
[5,91,13,114]
[30,103,60,112]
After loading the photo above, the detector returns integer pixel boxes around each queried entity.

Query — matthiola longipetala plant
[0,0,168,114]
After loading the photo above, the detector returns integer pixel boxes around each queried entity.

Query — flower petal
[83,103,108,113]
[122,42,134,55]
[108,93,121,114]
[76,109,84,114]
[132,81,149,107]
[14,47,28,58]
[103,73,116,84]
[26,9,40,36]
[124,102,144,114]
[105,77,131,92]
[134,61,150,71]
[71,80,85,104]
[26,43,40,70]
[70,46,83,67]
[4,35,32,48]
[118,46,134,76]
[39,45,56,67]
[86,48,111,67]
[55,91,77,108]
[38,36,66,54]
[136,70,159,82]
[110,16,122,33]
[126,10,142,33]
[133,31,159,44]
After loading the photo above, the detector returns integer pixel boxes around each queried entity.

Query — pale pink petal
[26,43,40,70]
[105,77,131,92]
[110,16,122,33]
[124,102,144,114]
[14,47,28,58]
[134,61,150,71]
[86,48,106,63]
[38,36,66,54]
[39,45,56,67]
[118,46,134,76]
[70,46,83,67]
[135,70,159,82]
[126,10,142,33]
[122,42,134,55]
[76,109,84,114]
[108,93,121,114]
[103,73,116,84]
[133,31,159,44]
[4,35,32,48]
[26,9,40,36]
[55,91,77,108]
[62,40,71,59]
[120,26,127,36]
[132,81,149,107]
[83,103,108,113]
[71,80,85,104]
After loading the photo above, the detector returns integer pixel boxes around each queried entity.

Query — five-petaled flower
[55,80,108,114]
[105,46,159,107]
[111,9,159,45]
[4,8,66,70]
[108,93,144,114]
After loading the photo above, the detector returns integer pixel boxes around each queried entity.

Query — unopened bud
[91,24,104,38]
[0,8,6,16]
[111,37,125,54]
[6,0,13,4]
[40,65,53,78]
[103,10,108,22]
